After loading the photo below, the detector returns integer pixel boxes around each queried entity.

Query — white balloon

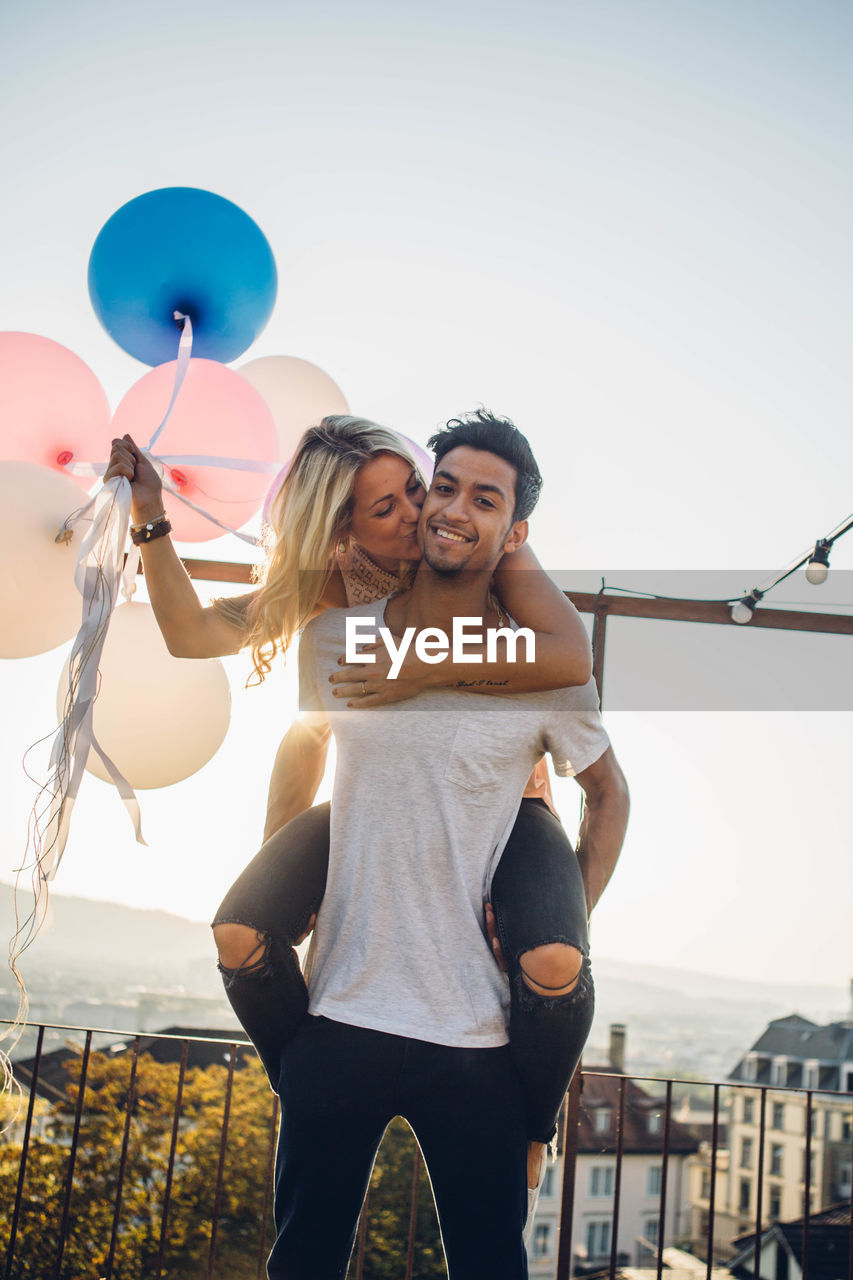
[0,461,83,657]
[57,601,231,789]
[238,355,349,459]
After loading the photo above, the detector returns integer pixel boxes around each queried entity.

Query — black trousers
[268,1016,529,1280]
[214,797,594,1142]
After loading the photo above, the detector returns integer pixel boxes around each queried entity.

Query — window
[771,1059,787,1086]
[772,1102,785,1131]
[590,1166,615,1197]
[647,1165,662,1196]
[532,1222,552,1260]
[803,1062,819,1089]
[700,1170,711,1200]
[840,1162,852,1198]
[769,1188,782,1220]
[742,1096,755,1124]
[647,1111,663,1135]
[739,1178,751,1213]
[842,1118,851,1143]
[644,1217,660,1248]
[594,1108,612,1134]
[740,1137,753,1169]
[542,1165,554,1199]
[770,1144,783,1177]
[586,1219,612,1258]
[811,1110,820,1138]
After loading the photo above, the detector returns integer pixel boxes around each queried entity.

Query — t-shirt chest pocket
[444,723,505,795]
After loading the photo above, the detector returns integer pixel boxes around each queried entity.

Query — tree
[0,1048,447,1279]
[350,1116,445,1280]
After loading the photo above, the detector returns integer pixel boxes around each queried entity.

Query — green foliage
[0,1049,447,1279]
[348,1117,445,1280]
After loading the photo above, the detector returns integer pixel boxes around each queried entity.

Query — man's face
[418,445,527,575]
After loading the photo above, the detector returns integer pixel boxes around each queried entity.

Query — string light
[731,590,764,625]
[587,508,852,626]
[727,510,853,624]
[805,540,831,586]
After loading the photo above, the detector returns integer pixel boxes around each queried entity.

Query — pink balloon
[0,332,111,490]
[111,359,280,541]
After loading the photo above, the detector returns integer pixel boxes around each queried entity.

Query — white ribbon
[40,476,143,880]
[42,311,283,870]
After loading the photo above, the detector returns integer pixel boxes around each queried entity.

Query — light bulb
[731,598,756,625]
[805,542,830,585]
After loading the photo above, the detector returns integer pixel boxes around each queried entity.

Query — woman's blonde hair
[216,415,423,682]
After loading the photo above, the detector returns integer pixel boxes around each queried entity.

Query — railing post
[802,1091,813,1280]
[54,1029,93,1280]
[104,1035,141,1279]
[4,1023,45,1280]
[556,1069,583,1280]
[155,1039,189,1280]
[656,1080,673,1280]
[405,1148,422,1280]
[207,1042,237,1280]
[608,1076,626,1280]
[753,1089,767,1280]
[705,1083,720,1277]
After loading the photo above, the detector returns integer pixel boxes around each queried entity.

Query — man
[269,412,629,1279]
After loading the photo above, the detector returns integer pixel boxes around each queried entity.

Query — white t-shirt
[298,597,610,1048]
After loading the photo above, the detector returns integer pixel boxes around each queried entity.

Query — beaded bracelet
[130,511,168,533]
[130,519,173,546]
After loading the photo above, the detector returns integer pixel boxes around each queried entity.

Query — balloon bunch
[0,187,355,1107]
[0,186,351,862]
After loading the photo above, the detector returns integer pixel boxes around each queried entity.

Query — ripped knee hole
[213,922,269,973]
[519,944,584,997]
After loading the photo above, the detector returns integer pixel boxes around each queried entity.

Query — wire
[588,510,853,613]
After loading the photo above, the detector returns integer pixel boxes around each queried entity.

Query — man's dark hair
[427,409,543,523]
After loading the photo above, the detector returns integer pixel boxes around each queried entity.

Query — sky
[0,0,851,996]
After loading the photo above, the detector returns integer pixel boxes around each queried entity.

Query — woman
[105,414,594,1213]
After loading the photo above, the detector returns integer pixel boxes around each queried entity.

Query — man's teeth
[434,528,468,543]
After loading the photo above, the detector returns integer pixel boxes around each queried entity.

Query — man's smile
[428,523,475,545]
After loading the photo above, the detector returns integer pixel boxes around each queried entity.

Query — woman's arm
[489,542,592,687]
[105,436,249,658]
[330,544,592,704]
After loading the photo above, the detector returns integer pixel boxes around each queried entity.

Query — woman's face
[348,452,425,569]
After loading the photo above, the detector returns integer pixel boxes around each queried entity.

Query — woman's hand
[329,642,434,707]
[104,434,164,522]
[484,903,507,972]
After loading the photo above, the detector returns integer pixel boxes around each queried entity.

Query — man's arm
[264,715,331,840]
[573,747,630,915]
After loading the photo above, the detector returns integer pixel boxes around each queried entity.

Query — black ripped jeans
[212,797,594,1143]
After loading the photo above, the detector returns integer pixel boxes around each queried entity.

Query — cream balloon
[57,601,231,789]
[0,462,83,657]
[238,355,349,459]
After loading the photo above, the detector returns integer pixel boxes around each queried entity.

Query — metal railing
[2,1023,852,1280]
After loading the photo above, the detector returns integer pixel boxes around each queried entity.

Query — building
[528,1026,699,1276]
[685,996,853,1262]
[728,1203,851,1280]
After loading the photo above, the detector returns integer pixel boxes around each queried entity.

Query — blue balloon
[88,188,277,366]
